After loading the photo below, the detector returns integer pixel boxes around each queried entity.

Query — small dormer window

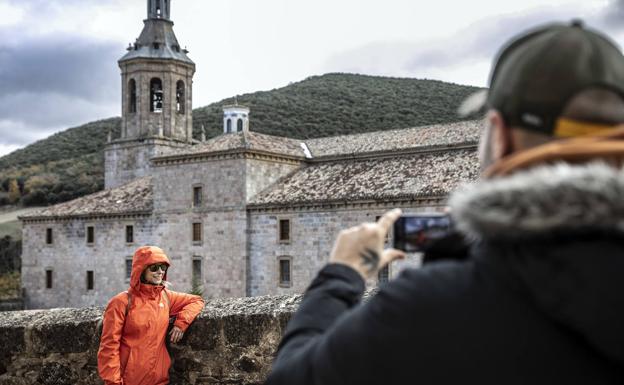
[153,43,160,50]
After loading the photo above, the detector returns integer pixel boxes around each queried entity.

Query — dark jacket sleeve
[265,263,366,385]
[265,259,479,385]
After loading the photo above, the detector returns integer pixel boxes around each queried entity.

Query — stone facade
[247,203,443,296]
[20,215,161,309]
[104,138,189,189]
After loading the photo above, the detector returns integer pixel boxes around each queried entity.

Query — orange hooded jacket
[97,246,205,385]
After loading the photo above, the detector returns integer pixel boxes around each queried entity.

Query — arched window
[176,80,185,114]
[226,119,232,133]
[128,79,137,114]
[150,78,163,113]
[164,0,169,16]
[237,118,243,132]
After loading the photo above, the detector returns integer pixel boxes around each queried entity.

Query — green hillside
[0,73,482,208]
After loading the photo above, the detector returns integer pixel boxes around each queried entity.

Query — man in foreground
[266,21,624,384]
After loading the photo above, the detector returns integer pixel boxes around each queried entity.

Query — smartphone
[393,214,452,253]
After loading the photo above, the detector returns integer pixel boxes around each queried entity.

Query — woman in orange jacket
[98,246,205,385]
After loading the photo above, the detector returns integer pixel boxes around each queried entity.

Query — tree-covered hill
[193,73,482,139]
[0,73,482,207]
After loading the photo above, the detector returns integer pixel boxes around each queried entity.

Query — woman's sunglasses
[147,263,168,272]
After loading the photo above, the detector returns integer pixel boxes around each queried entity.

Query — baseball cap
[461,20,624,137]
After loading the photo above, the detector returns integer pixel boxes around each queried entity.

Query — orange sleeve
[167,290,205,332]
[97,294,127,385]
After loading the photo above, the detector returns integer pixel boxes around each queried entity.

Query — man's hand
[169,326,184,344]
[329,208,406,280]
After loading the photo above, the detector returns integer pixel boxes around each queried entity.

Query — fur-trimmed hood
[450,162,624,241]
[450,162,624,365]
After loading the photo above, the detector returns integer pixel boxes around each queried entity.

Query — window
[192,222,202,243]
[126,225,134,244]
[126,257,133,280]
[150,78,163,113]
[278,257,292,287]
[128,79,137,113]
[176,80,185,114]
[279,219,290,243]
[46,228,53,245]
[192,257,202,284]
[46,269,53,289]
[226,118,232,133]
[87,226,95,244]
[378,265,390,284]
[237,118,243,132]
[87,271,94,290]
[193,186,202,207]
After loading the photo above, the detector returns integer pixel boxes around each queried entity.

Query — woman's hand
[329,208,406,280]
[169,326,184,344]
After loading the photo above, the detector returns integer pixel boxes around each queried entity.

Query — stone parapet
[0,294,302,385]
[0,299,23,312]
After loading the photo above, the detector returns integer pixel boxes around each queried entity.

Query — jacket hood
[450,162,624,242]
[449,162,624,364]
[129,246,171,293]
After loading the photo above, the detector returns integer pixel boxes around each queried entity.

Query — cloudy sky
[0,0,622,157]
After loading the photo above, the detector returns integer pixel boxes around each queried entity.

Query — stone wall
[21,216,163,309]
[0,294,300,385]
[104,138,189,189]
[151,157,250,298]
[0,299,23,312]
[244,158,301,203]
[247,204,438,296]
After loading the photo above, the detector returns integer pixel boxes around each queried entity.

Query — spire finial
[148,0,171,20]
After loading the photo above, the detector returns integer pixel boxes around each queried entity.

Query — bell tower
[105,0,195,189]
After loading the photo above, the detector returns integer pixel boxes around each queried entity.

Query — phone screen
[393,214,452,252]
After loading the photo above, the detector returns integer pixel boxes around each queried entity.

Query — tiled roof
[164,120,482,160]
[305,120,482,158]
[20,177,153,220]
[166,131,307,159]
[249,149,479,206]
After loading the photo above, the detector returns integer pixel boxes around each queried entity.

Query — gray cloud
[0,34,120,100]
[6,0,121,9]
[597,0,624,30]
[0,0,125,148]
[325,3,624,83]
[0,33,121,146]
[405,7,588,72]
